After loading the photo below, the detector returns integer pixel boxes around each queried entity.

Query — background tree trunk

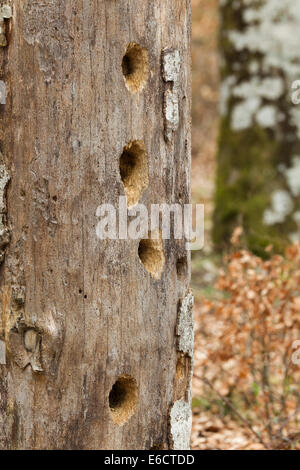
[214,0,300,256]
[0,0,192,450]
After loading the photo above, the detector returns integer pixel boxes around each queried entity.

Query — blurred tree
[214,0,300,255]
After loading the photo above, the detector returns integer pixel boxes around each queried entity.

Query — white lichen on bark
[0,339,5,364]
[0,3,12,47]
[176,291,194,358]
[225,0,300,132]
[164,90,179,141]
[170,291,194,450]
[264,190,294,226]
[217,0,300,247]
[170,398,192,450]
[0,163,10,263]
[0,80,6,104]
[162,49,181,142]
[162,49,181,83]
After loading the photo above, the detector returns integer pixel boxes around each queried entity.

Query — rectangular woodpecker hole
[109,375,138,426]
[0,340,6,365]
[119,140,148,207]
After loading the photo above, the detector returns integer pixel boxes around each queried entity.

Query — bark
[0,0,192,450]
[214,0,300,256]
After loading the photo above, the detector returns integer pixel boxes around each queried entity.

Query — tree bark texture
[0,0,192,450]
[214,0,300,256]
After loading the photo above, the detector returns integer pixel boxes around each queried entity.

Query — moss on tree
[214,0,300,256]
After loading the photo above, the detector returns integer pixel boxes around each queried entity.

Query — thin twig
[194,374,271,450]
[272,402,300,443]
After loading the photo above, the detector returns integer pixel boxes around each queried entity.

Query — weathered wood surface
[0,0,192,450]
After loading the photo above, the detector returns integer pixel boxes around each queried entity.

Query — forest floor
[190,0,264,450]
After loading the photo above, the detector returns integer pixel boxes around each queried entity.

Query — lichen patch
[169,398,192,450]
[162,49,181,83]
[0,163,10,264]
[162,48,181,142]
[164,90,179,142]
[0,4,12,47]
[0,339,6,365]
[176,292,194,358]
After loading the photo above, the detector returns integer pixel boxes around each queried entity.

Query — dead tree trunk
[0,0,192,450]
